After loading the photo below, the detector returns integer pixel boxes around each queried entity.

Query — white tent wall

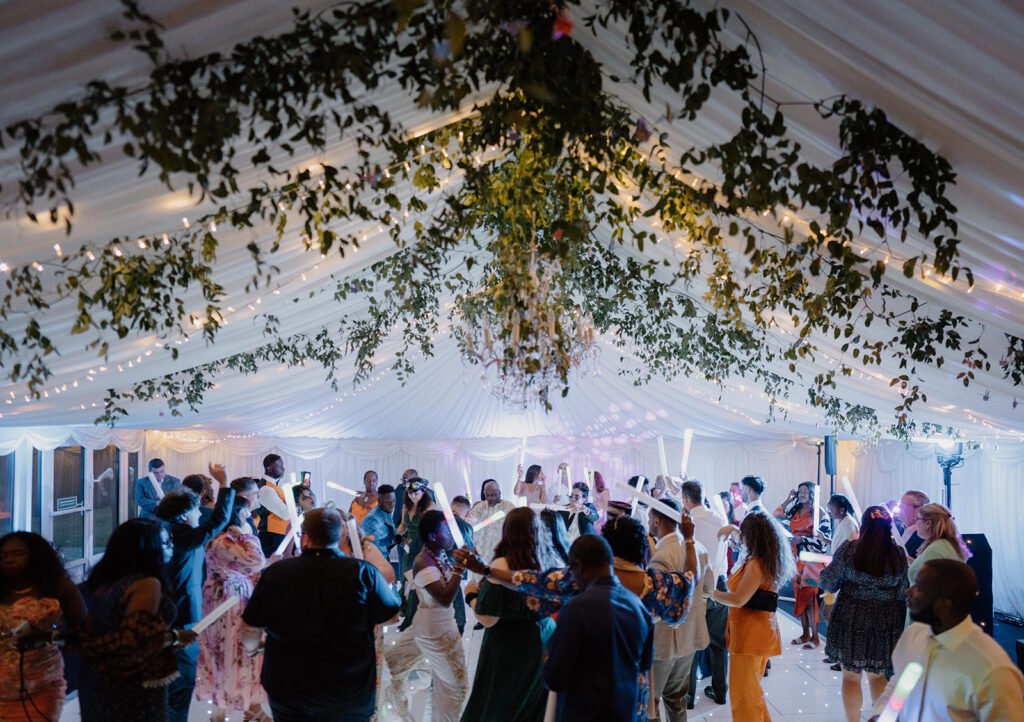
[146,432,820,512]
[846,440,1024,622]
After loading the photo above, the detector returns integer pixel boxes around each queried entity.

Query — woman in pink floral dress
[195,478,269,721]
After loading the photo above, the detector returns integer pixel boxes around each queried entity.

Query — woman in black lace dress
[78,519,197,722]
[820,506,908,722]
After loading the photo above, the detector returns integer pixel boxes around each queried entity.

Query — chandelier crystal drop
[459,247,598,410]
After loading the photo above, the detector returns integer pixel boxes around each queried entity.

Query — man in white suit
[647,499,712,722]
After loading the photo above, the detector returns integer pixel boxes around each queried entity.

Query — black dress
[820,540,908,676]
[78,575,178,721]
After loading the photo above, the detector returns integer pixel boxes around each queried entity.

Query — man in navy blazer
[134,457,182,518]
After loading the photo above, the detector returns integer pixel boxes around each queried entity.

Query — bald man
[871,559,1024,721]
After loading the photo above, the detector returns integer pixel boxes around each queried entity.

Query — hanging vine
[1,0,1017,438]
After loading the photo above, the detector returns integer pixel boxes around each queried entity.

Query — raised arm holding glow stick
[272,530,295,558]
[680,429,693,477]
[345,517,364,559]
[877,662,924,722]
[327,482,360,497]
[616,480,682,524]
[657,436,669,479]
[192,596,240,634]
[283,481,303,544]
[838,475,863,520]
[433,483,466,549]
[812,482,822,533]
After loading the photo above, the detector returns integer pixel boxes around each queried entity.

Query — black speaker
[963,533,993,636]
[823,435,837,476]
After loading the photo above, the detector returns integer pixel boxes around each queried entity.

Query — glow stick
[812,483,821,533]
[272,530,294,557]
[462,467,472,501]
[799,550,833,564]
[327,482,360,497]
[529,503,570,513]
[290,471,297,486]
[709,491,728,524]
[681,429,693,477]
[519,436,527,467]
[892,518,908,551]
[657,436,669,479]
[283,482,303,543]
[345,517,363,559]
[472,510,506,531]
[838,475,863,520]
[582,465,590,490]
[433,483,466,549]
[192,596,240,634]
[878,662,925,722]
[616,481,681,524]
[708,492,729,574]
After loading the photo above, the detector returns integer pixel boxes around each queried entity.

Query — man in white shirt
[647,498,705,721]
[680,480,729,706]
[871,559,1024,721]
[257,453,290,557]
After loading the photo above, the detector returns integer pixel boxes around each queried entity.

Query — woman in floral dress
[195,477,268,722]
[775,481,825,648]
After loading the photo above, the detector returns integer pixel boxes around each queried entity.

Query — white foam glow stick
[345,517,363,559]
[812,483,821,532]
[838,475,863,520]
[462,467,472,501]
[327,482,360,497]
[657,436,669,479]
[192,596,240,634]
[272,530,294,557]
[878,662,925,722]
[519,436,527,467]
[284,482,303,542]
[709,491,728,523]
[582,465,590,490]
[529,503,570,513]
[708,492,730,573]
[616,481,681,523]
[799,550,833,564]
[433,483,466,549]
[290,471,297,486]
[681,429,693,477]
[472,510,507,532]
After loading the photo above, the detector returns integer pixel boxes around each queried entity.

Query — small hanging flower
[552,9,573,39]
[553,228,564,240]
[636,117,651,143]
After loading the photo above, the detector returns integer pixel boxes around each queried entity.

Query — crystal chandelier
[459,247,598,410]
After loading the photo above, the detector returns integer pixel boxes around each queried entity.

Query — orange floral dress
[0,597,66,720]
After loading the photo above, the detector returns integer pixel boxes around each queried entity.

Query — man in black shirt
[156,464,235,722]
[242,507,401,721]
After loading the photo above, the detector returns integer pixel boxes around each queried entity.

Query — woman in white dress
[411,510,468,721]
[465,479,516,582]
[514,464,547,504]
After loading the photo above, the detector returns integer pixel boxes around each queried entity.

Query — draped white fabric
[0,0,1022,442]
[849,441,1024,619]
[0,426,145,455]
[147,431,819,511]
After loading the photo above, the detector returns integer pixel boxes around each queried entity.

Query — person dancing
[820,506,907,722]
[461,508,561,722]
[774,482,824,648]
[195,478,269,722]
[712,511,795,721]
[411,511,468,721]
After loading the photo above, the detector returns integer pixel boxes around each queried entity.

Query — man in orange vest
[257,453,290,557]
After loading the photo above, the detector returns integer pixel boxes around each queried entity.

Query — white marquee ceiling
[1,0,1023,443]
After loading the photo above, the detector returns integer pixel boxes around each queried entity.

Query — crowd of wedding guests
[1,456,1022,722]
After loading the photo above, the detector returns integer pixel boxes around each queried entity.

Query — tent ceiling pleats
[1,0,1022,442]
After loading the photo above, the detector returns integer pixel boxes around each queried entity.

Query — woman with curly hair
[712,510,796,721]
[461,507,561,721]
[774,481,825,648]
[820,506,907,722]
[0,531,86,721]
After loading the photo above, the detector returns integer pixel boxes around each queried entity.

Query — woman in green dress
[460,507,562,722]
